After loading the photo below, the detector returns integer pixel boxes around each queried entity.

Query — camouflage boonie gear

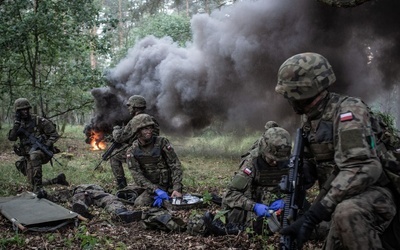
[275,52,336,101]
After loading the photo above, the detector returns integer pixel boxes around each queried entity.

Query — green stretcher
[0,192,84,232]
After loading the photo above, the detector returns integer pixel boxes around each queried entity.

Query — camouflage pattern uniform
[126,135,183,207]
[222,127,292,229]
[110,95,160,189]
[8,98,67,192]
[276,52,397,249]
[72,184,126,215]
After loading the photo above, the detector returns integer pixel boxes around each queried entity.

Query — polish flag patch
[243,168,252,175]
[340,112,353,122]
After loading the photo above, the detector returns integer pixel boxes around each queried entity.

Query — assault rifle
[94,140,124,170]
[279,128,306,250]
[17,127,62,166]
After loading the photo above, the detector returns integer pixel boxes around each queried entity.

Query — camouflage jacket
[126,136,183,193]
[302,92,383,213]
[222,147,287,212]
[113,111,160,144]
[8,114,59,154]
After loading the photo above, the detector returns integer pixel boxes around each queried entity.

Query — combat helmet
[132,114,155,133]
[14,98,32,112]
[127,95,146,108]
[275,52,336,101]
[259,127,292,162]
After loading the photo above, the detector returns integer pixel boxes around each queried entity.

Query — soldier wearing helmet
[276,53,396,249]
[8,98,69,196]
[196,126,292,236]
[126,114,183,207]
[110,95,160,189]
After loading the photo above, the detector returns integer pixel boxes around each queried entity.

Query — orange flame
[90,131,107,150]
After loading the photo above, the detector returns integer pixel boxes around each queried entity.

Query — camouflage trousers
[134,190,155,207]
[109,149,127,181]
[72,184,126,214]
[24,150,51,192]
[323,186,396,250]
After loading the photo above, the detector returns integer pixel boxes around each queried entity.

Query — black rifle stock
[94,141,123,170]
[279,128,306,250]
[17,127,62,166]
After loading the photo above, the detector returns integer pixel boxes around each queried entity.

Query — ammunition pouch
[141,208,186,232]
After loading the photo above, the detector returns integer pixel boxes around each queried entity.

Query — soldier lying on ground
[46,184,142,223]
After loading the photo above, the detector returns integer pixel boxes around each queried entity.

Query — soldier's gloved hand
[280,202,330,249]
[269,199,285,211]
[253,203,271,217]
[152,189,169,207]
[14,112,22,125]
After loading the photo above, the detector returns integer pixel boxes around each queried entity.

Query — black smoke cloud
[90,0,400,134]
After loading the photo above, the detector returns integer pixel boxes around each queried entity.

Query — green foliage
[0,233,25,248]
[246,217,271,249]
[202,190,213,205]
[133,13,192,47]
[0,0,110,119]
[76,225,98,249]
[214,209,229,224]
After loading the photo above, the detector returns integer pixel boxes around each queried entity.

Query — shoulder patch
[166,144,172,151]
[340,112,353,122]
[243,167,252,175]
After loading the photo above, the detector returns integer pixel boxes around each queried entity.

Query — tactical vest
[133,137,171,188]
[302,93,344,162]
[252,156,287,188]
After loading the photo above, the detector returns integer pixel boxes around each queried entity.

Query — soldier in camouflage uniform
[111,95,160,189]
[126,114,183,207]
[275,52,397,249]
[215,126,291,234]
[8,98,69,195]
[70,184,141,223]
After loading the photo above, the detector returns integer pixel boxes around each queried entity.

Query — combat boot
[114,208,142,223]
[116,177,127,190]
[36,188,48,199]
[42,173,69,186]
[72,202,92,219]
[56,173,69,186]
[204,211,243,236]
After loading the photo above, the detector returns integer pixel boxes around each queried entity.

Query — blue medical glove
[152,197,163,207]
[253,203,270,217]
[269,199,285,211]
[155,189,169,200]
[152,189,169,207]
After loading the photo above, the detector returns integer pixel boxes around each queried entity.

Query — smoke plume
[90,0,400,134]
